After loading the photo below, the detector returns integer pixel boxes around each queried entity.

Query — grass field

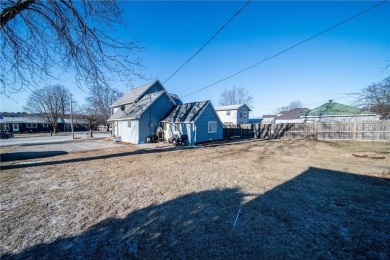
[1,139,389,258]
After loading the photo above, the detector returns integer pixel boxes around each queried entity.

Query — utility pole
[70,93,74,139]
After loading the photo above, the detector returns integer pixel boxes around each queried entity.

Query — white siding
[216,110,238,124]
[216,108,249,125]
[116,120,139,143]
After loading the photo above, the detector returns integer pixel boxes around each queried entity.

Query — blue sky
[1,1,389,117]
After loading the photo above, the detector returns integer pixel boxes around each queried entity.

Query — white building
[214,104,251,125]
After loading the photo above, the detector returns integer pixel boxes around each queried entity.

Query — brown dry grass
[1,139,389,259]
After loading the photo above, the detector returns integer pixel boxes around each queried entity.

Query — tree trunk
[53,123,58,134]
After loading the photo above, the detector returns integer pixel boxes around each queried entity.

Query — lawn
[1,139,389,258]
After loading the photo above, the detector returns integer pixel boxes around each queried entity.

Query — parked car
[0,131,14,139]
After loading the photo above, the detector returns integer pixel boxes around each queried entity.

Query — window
[240,112,243,118]
[244,110,247,118]
[26,123,37,128]
[42,123,48,128]
[127,120,131,128]
[208,121,217,133]
[226,111,231,116]
[174,124,179,132]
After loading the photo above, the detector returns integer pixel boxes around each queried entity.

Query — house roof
[162,101,210,123]
[0,116,46,124]
[109,80,159,108]
[277,108,310,120]
[214,104,251,111]
[262,115,277,118]
[108,91,165,121]
[0,117,86,124]
[304,102,375,117]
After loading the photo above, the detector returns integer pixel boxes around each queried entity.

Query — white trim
[26,123,38,128]
[208,121,217,133]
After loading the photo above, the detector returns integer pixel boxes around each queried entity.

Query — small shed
[161,101,224,145]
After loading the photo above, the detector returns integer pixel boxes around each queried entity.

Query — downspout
[149,94,152,136]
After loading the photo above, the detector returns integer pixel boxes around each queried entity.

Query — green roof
[305,102,375,117]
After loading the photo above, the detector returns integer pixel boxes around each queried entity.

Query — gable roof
[304,102,375,117]
[162,101,210,123]
[277,108,310,120]
[214,104,251,111]
[110,80,163,108]
[262,115,277,118]
[108,91,165,121]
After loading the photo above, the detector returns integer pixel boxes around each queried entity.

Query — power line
[162,0,252,85]
[181,0,389,99]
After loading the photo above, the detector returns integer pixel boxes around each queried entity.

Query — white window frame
[127,120,131,128]
[208,121,217,133]
[244,110,247,118]
[42,123,48,128]
[26,123,37,128]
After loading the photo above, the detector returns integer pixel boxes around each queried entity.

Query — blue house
[108,80,179,143]
[161,101,224,145]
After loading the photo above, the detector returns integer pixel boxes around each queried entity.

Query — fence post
[314,123,318,140]
[353,122,357,141]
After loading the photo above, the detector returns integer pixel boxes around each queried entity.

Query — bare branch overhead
[1,0,143,95]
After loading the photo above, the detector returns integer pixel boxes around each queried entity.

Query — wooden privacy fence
[223,122,390,141]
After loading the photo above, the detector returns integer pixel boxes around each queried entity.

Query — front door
[12,123,19,132]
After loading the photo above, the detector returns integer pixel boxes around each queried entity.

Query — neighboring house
[214,104,251,125]
[161,101,224,145]
[107,80,177,143]
[274,108,310,124]
[0,116,87,133]
[261,115,277,124]
[301,100,380,123]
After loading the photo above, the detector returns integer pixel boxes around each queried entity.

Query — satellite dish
[120,105,125,111]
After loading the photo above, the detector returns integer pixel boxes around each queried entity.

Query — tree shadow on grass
[0,147,180,170]
[0,151,68,162]
[2,167,390,259]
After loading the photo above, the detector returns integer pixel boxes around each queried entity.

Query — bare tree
[219,86,254,107]
[276,100,303,113]
[85,86,123,131]
[1,0,143,95]
[351,77,390,120]
[24,84,70,134]
[80,105,101,138]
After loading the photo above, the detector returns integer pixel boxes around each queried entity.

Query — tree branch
[1,0,36,28]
